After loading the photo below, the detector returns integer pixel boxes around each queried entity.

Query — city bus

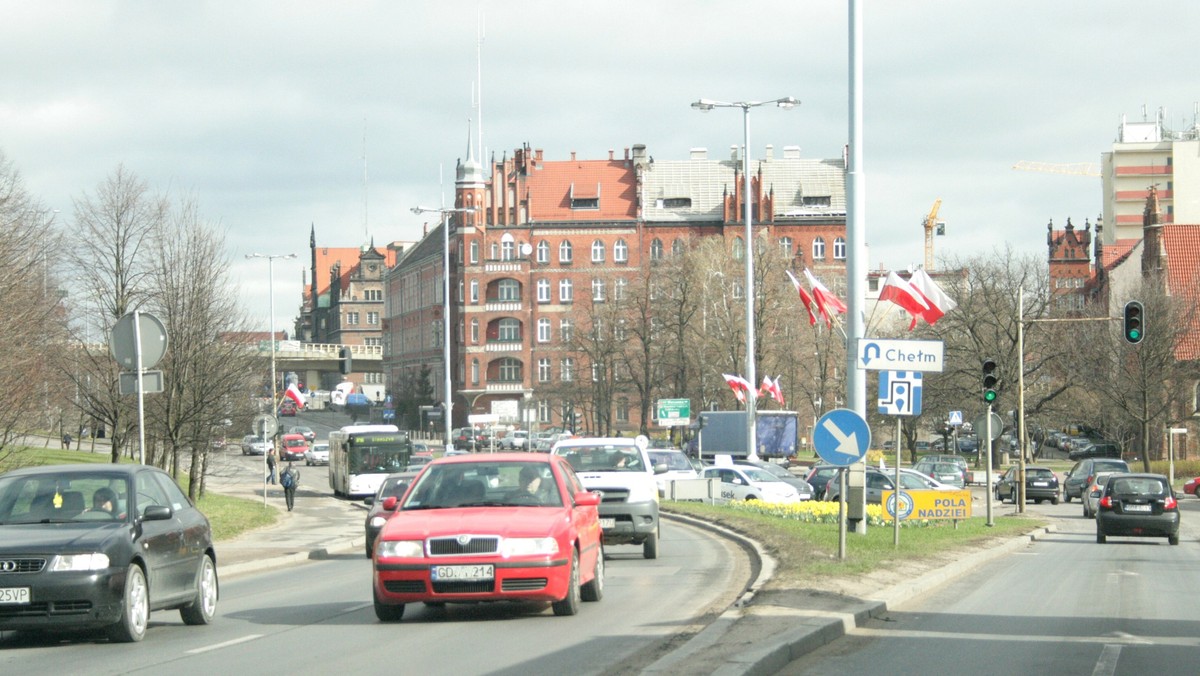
[328,424,413,498]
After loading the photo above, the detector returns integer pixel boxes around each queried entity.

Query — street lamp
[412,206,476,451]
[692,96,798,460]
[246,252,296,504]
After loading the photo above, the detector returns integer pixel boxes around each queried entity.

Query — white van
[551,435,665,559]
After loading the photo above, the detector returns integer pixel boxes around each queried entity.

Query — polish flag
[878,271,932,330]
[759,375,785,406]
[803,269,848,326]
[908,268,958,326]
[722,373,757,404]
[284,383,306,409]
[785,270,818,326]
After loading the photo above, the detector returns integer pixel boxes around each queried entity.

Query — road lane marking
[186,634,263,654]
[851,627,1189,646]
[1092,644,1120,676]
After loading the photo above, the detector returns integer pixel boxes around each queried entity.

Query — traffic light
[1123,300,1144,344]
[981,358,998,405]
[339,346,353,374]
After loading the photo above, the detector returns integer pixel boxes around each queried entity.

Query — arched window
[469,280,479,303]
[732,236,745,261]
[833,236,846,260]
[672,239,684,256]
[812,237,826,260]
[591,239,606,263]
[536,240,550,263]
[614,239,628,263]
[471,359,479,385]
[501,239,515,261]
[650,238,663,261]
[559,240,573,263]
[470,318,479,343]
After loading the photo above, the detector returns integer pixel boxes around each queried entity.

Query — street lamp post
[692,96,797,461]
[246,252,296,504]
[412,206,476,451]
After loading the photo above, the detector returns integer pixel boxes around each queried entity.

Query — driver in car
[90,487,117,514]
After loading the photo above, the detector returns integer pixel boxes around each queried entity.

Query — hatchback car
[240,434,271,456]
[1095,473,1180,545]
[1063,458,1130,502]
[1082,471,1121,518]
[0,463,218,642]
[734,459,814,500]
[913,459,967,488]
[363,470,419,558]
[994,465,1059,504]
[702,465,802,503]
[305,442,330,466]
[372,453,604,621]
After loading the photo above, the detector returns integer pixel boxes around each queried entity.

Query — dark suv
[1063,457,1130,502]
[1068,441,1121,461]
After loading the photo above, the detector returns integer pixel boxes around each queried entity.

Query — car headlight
[500,537,559,557]
[376,540,423,558]
[626,483,658,503]
[369,515,388,529]
[49,553,110,572]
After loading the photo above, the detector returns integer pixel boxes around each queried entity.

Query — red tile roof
[1162,225,1200,361]
[524,158,637,221]
[307,246,398,303]
[1101,238,1140,271]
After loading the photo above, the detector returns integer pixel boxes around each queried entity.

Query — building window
[673,239,684,256]
[559,240,573,263]
[471,359,479,385]
[591,362,602,382]
[592,278,606,302]
[779,237,793,258]
[561,358,574,382]
[367,312,379,325]
[802,195,832,208]
[571,196,599,210]
[616,397,630,423]
[559,278,573,303]
[470,280,479,303]
[538,358,551,383]
[732,281,744,300]
[560,318,574,343]
[470,241,479,264]
[498,318,521,342]
[536,278,550,303]
[614,239,628,263]
[615,319,627,341]
[650,238,663,261]
[812,237,826,260]
[363,289,382,301]
[732,237,745,261]
[536,240,549,263]
[657,197,691,208]
[833,237,846,260]
[591,239,605,263]
[346,312,359,325]
[537,318,551,343]
[614,277,627,301]
[498,279,520,301]
[489,242,499,260]
[471,318,479,343]
[537,400,550,423]
[497,357,522,382]
[501,239,515,261]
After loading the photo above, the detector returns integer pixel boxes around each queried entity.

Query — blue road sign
[878,371,923,417]
[948,410,963,426]
[813,408,871,467]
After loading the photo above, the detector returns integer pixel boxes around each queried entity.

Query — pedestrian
[266,449,278,485]
[280,462,300,511]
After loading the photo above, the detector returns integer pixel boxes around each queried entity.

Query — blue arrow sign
[813,409,871,467]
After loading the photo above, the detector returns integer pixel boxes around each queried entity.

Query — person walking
[280,462,300,512]
[266,449,278,485]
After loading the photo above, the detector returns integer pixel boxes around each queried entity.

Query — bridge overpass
[255,342,385,396]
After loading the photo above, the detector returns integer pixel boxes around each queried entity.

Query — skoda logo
[0,560,16,573]
[456,535,472,546]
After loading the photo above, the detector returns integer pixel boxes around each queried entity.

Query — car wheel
[551,549,581,617]
[1063,492,1072,503]
[373,587,405,622]
[180,554,218,626]
[1035,498,1044,505]
[581,544,604,602]
[1169,534,1180,545]
[1082,504,1090,518]
[107,564,149,642]
[643,526,660,560]
[1051,497,1059,505]
[1096,532,1106,544]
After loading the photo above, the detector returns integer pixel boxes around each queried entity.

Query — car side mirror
[653,462,669,475]
[575,491,602,507]
[142,505,172,521]
[382,496,398,511]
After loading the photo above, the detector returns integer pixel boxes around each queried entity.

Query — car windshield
[899,473,934,489]
[0,471,132,524]
[751,463,791,479]
[556,445,645,473]
[740,467,782,483]
[378,477,413,500]
[649,451,693,471]
[401,461,562,509]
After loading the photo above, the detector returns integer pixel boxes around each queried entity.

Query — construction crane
[1012,161,1101,177]
[923,199,943,271]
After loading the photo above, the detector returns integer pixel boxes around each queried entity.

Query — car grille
[427,536,500,557]
[502,578,548,592]
[383,580,427,594]
[596,488,630,504]
[432,580,494,594]
[0,558,46,574]
[0,600,92,618]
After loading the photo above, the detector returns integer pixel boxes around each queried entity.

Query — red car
[1184,476,1200,498]
[372,453,604,621]
[279,433,309,462]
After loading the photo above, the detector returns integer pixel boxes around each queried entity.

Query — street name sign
[857,338,944,373]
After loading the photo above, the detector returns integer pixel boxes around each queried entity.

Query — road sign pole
[134,311,146,465]
[894,417,901,547]
[986,404,994,527]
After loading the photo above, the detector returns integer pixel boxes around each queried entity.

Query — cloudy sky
[4,1,1198,333]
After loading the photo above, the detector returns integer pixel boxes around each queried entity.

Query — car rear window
[1028,468,1055,479]
[1108,476,1167,497]
[1094,460,1129,473]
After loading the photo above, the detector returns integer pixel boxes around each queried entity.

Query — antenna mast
[362,121,369,240]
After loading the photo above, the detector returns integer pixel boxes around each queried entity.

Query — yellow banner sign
[882,489,972,520]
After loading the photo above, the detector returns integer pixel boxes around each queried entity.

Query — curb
[219,535,366,580]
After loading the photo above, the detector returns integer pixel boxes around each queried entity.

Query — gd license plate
[431,564,494,581]
[0,587,30,605]
[599,518,616,529]
[1124,504,1152,513]
[1033,481,1048,487]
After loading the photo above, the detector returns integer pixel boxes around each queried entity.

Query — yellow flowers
[727,499,935,528]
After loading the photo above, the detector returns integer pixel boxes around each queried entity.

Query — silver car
[1082,471,1120,518]
[305,442,330,466]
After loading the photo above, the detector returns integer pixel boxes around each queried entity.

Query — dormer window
[570,182,600,210]
[656,197,691,208]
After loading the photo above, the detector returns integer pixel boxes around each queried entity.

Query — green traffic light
[1129,329,1141,340]
[984,390,997,403]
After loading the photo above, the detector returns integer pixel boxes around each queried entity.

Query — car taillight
[1099,496,1112,508]
[1164,496,1178,510]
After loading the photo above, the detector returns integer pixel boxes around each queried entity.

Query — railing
[255,342,383,359]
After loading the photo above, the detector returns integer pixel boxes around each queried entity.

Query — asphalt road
[777,489,1200,675]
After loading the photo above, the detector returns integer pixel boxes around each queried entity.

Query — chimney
[690,147,707,160]
[765,144,774,160]
[730,145,739,162]
[608,149,614,160]
[783,145,802,160]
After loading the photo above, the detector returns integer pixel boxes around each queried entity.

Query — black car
[363,471,419,558]
[994,465,1060,504]
[1063,457,1130,502]
[1095,473,1180,545]
[0,463,218,642]
[1068,441,1121,461]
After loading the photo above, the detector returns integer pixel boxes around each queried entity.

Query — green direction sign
[656,398,691,427]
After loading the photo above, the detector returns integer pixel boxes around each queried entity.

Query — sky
[4,1,1200,334]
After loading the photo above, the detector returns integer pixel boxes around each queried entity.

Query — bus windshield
[348,435,412,474]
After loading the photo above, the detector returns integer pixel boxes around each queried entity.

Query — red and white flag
[803,269,847,326]
[785,270,819,326]
[722,373,757,404]
[878,270,932,330]
[284,383,306,409]
[908,268,958,326]
[758,375,785,406]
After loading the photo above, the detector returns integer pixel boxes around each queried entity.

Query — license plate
[1033,481,1048,487]
[0,587,30,605]
[599,518,616,529]
[431,564,494,581]
[1124,504,1151,513]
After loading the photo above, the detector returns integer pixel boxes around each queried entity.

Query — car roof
[0,463,151,478]
[431,452,556,465]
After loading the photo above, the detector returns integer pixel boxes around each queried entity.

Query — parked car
[1068,440,1122,461]
[1063,457,1130,502]
[823,467,956,504]
[957,435,979,454]
[363,470,419,558]
[648,448,700,495]
[279,433,309,462]
[305,442,330,466]
[1183,476,1200,498]
[914,440,931,453]
[288,425,316,442]
[0,463,218,641]
[1082,471,1122,518]
[734,459,815,500]
[501,430,530,450]
[994,465,1060,504]
[913,459,967,488]
[804,464,841,499]
[241,434,271,456]
[702,464,802,503]
[1095,473,1180,545]
[371,454,604,620]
